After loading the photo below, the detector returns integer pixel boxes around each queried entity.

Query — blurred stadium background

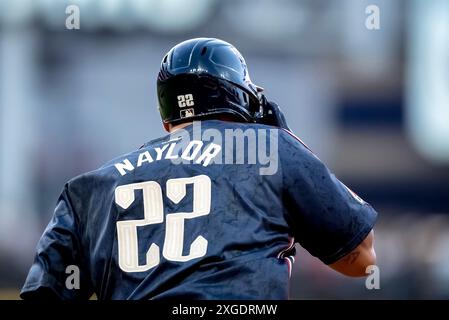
[1,0,449,299]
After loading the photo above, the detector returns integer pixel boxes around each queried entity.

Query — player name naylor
[114,139,221,176]
[114,127,280,176]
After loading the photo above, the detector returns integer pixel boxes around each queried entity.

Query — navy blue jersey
[21,120,377,300]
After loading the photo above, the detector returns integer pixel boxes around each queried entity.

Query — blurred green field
[0,290,20,300]
[0,290,99,300]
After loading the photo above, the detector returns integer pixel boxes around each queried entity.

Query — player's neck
[167,115,239,133]
[168,122,193,133]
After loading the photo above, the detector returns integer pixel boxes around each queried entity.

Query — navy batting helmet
[157,38,263,125]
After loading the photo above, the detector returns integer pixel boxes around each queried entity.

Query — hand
[257,94,291,131]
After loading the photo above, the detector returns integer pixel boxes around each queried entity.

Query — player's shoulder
[100,138,164,171]
[67,135,169,189]
[278,129,314,152]
[203,120,315,156]
[276,129,324,173]
[200,119,273,131]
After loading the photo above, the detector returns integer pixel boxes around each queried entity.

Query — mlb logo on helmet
[180,108,195,118]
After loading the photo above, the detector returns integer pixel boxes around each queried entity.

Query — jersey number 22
[114,175,211,272]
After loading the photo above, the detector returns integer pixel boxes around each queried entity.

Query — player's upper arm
[329,230,376,277]
[279,129,378,267]
[20,184,94,300]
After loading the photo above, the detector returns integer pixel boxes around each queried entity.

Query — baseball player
[21,38,377,300]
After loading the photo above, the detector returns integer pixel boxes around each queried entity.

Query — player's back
[22,119,377,300]
[66,119,293,299]
[22,36,378,300]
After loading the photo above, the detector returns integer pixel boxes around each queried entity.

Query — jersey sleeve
[20,184,93,300]
[279,130,378,265]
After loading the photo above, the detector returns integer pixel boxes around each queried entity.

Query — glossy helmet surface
[157,38,262,124]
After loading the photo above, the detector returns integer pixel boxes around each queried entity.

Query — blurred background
[0,0,448,299]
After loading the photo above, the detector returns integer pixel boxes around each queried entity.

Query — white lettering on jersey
[114,141,221,176]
